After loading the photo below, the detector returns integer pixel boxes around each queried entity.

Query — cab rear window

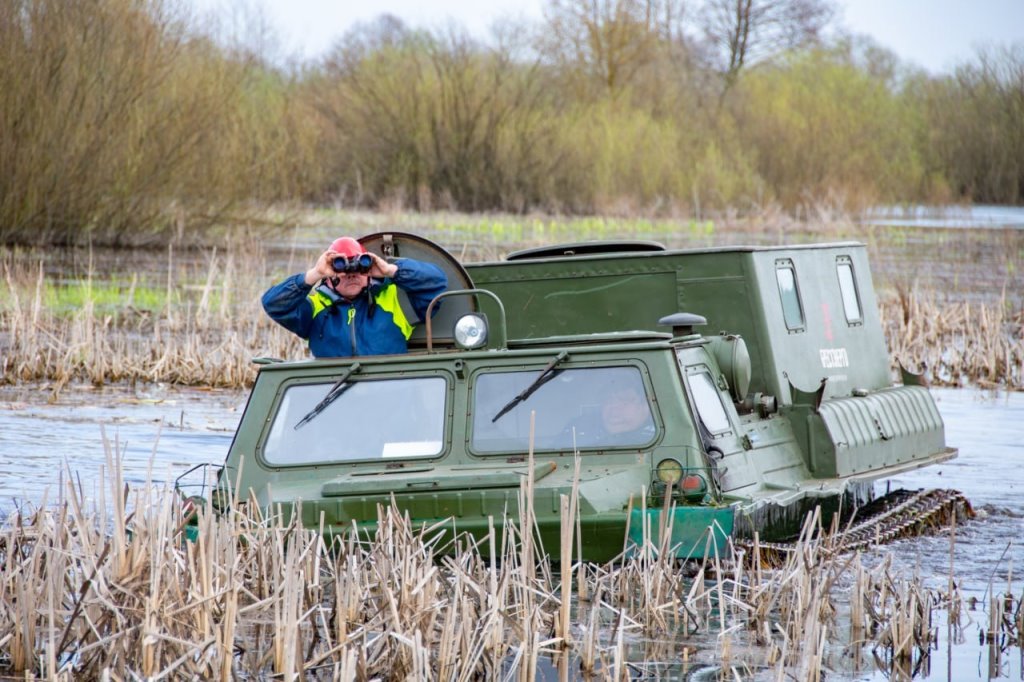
[262,376,446,465]
[472,366,655,452]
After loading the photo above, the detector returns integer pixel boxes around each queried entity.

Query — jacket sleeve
[262,273,315,339]
[391,258,448,321]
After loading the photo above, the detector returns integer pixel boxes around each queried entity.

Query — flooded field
[0,383,1020,679]
[852,388,1024,681]
[11,209,1024,307]
[1,209,1021,678]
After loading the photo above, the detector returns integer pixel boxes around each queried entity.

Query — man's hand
[304,250,338,285]
[368,253,398,279]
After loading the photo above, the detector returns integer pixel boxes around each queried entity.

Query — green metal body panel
[466,243,889,403]
[284,501,725,563]
[221,339,726,562]
[815,385,948,477]
[627,506,734,559]
[213,238,957,560]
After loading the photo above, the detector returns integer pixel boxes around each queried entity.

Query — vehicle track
[739,488,974,568]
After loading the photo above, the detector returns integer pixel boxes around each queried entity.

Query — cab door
[676,351,757,493]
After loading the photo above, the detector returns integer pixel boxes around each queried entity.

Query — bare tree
[540,0,687,97]
[698,0,835,86]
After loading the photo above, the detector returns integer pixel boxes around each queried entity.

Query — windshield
[263,376,446,465]
[472,366,655,452]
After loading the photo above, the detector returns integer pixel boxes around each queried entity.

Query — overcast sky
[196,0,1024,74]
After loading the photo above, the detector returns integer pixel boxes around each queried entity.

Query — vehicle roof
[254,331,679,373]
[486,240,865,265]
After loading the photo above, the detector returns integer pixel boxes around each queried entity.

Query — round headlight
[655,458,683,485]
[454,313,488,349]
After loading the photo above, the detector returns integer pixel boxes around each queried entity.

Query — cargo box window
[262,376,446,465]
[836,257,862,323]
[472,366,655,453]
[775,261,805,331]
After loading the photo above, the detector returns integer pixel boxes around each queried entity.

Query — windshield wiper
[295,362,362,430]
[492,351,569,423]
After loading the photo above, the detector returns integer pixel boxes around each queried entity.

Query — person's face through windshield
[601,386,649,434]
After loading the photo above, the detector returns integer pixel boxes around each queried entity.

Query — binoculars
[331,253,373,274]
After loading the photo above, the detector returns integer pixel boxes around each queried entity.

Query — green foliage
[0,2,1021,249]
[307,24,562,212]
[0,0,316,246]
[544,101,762,213]
[731,49,924,210]
[916,45,1024,204]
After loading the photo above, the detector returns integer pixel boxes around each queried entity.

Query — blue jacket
[262,258,448,357]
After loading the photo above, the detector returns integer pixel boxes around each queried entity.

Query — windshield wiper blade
[492,351,569,423]
[295,362,362,430]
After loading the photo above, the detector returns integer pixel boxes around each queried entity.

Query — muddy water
[0,384,1021,679]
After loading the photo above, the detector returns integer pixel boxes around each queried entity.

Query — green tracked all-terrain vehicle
[204,233,956,561]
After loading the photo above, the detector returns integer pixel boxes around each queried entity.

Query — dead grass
[0,242,302,390]
[882,288,1024,389]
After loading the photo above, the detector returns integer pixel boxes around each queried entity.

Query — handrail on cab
[425,288,508,352]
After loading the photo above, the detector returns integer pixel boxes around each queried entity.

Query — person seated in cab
[566,384,656,448]
[262,236,448,357]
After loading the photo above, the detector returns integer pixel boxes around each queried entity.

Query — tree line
[1,0,1021,245]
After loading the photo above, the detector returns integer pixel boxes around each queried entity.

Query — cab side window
[688,369,732,435]
[775,260,805,332]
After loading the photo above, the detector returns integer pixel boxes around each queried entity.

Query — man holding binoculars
[262,236,447,357]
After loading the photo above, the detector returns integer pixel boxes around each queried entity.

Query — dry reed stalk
[850,554,868,639]
[557,494,573,647]
[520,412,536,587]
[578,593,601,674]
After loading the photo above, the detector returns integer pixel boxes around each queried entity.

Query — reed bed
[1,222,1021,391]
[0,242,303,389]
[2,443,1013,680]
[881,288,1024,389]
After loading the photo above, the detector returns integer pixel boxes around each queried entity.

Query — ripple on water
[0,383,244,510]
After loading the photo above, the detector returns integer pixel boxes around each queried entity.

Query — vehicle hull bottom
[304,504,736,563]
[731,480,875,542]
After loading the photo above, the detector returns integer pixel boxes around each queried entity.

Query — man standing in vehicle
[262,236,448,357]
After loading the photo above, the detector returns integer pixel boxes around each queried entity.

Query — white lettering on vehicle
[820,347,849,369]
